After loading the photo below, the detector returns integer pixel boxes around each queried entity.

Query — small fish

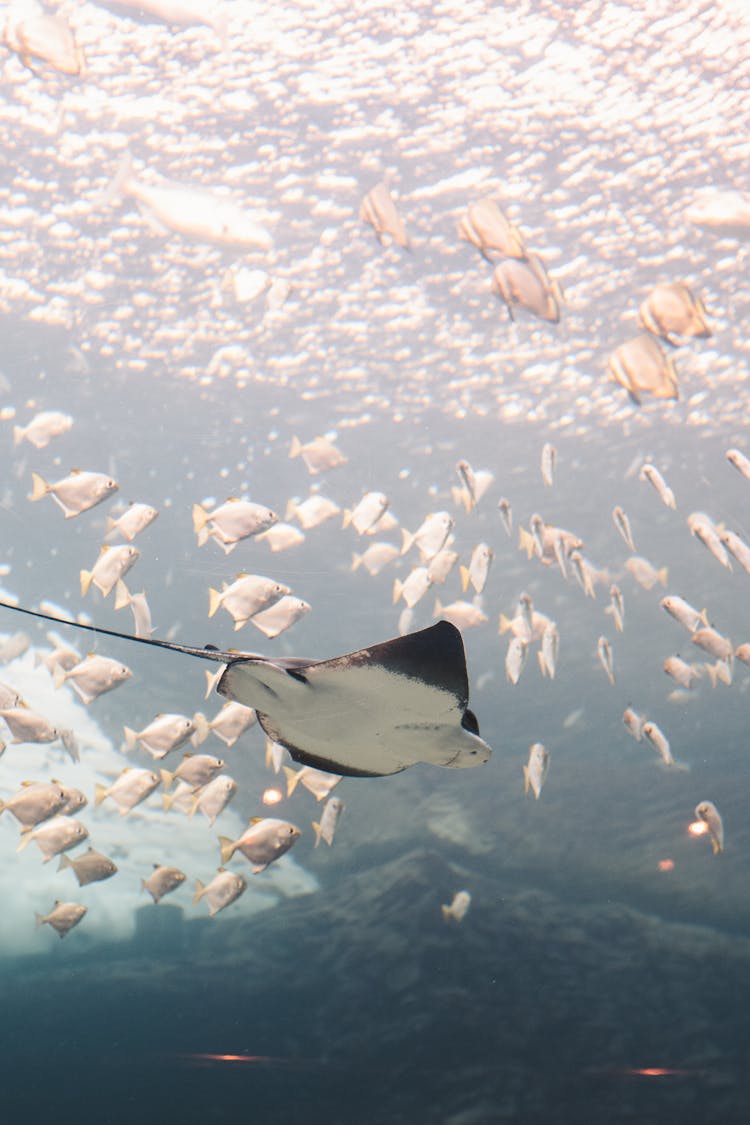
[642,720,680,768]
[0,780,67,828]
[426,548,460,586]
[256,522,306,552]
[401,512,454,560]
[639,462,676,509]
[114,582,153,639]
[54,654,132,704]
[612,506,636,552]
[497,498,513,535]
[638,282,711,345]
[691,627,733,662]
[622,707,644,741]
[142,865,187,904]
[608,335,679,404]
[441,890,472,923]
[193,869,247,916]
[523,743,550,799]
[35,901,87,939]
[505,636,528,686]
[393,566,433,608]
[541,443,556,487]
[4,4,84,75]
[0,706,77,759]
[687,512,732,571]
[208,574,291,630]
[694,801,724,855]
[608,584,625,632]
[538,621,559,679]
[312,796,344,848]
[17,815,88,862]
[597,636,615,685]
[29,469,118,518]
[664,656,703,690]
[124,713,208,759]
[219,817,301,872]
[249,596,311,639]
[160,753,226,792]
[719,529,750,575]
[660,595,708,634]
[203,702,256,747]
[460,543,494,595]
[493,254,562,323]
[736,643,750,666]
[0,632,30,664]
[360,183,410,249]
[458,197,526,259]
[189,775,238,825]
[433,598,487,631]
[95,768,161,815]
[106,502,158,542]
[726,448,750,481]
[283,765,341,801]
[454,460,494,512]
[13,411,73,449]
[193,498,277,552]
[286,495,340,529]
[343,492,389,535]
[703,659,733,688]
[58,847,117,886]
[624,556,668,590]
[351,542,400,577]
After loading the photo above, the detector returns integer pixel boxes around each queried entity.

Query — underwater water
[2,0,750,1121]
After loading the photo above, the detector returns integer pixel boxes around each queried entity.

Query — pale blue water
[1,0,750,1121]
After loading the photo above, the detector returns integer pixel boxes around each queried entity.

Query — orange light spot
[689,820,708,836]
[262,787,282,805]
[657,858,674,872]
[625,1067,685,1077]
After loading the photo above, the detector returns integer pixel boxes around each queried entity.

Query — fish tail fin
[123,726,138,753]
[160,769,174,791]
[57,854,72,872]
[518,526,534,558]
[658,567,669,586]
[392,578,403,605]
[29,472,49,502]
[94,783,109,806]
[537,651,548,678]
[101,150,134,206]
[12,425,24,446]
[522,765,530,795]
[351,552,363,572]
[114,579,130,610]
[283,765,300,795]
[441,904,454,921]
[35,912,45,928]
[342,508,352,529]
[204,668,222,699]
[312,821,322,847]
[79,569,93,598]
[192,503,208,537]
[208,588,222,618]
[289,436,302,459]
[193,879,205,905]
[711,837,723,856]
[218,836,235,865]
[191,712,210,746]
[52,664,67,690]
[498,613,512,635]
[16,833,32,853]
[400,528,413,555]
[459,565,470,592]
[162,790,177,812]
[433,597,443,617]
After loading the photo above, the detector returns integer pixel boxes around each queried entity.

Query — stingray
[0,603,491,777]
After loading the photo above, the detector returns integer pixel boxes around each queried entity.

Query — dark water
[2,0,750,1121]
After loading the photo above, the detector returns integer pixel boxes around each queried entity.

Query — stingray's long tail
[0,599,251,664]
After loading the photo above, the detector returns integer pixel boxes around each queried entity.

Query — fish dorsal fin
[21,780,35,787]
[249,816,263,825]
[218,866,226,873]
